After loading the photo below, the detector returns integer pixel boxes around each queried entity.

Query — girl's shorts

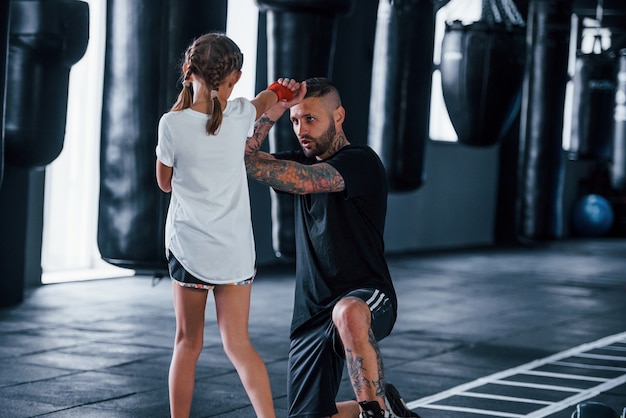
[167,252,254,290]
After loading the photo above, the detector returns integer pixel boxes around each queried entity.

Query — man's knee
[332,297,371,335]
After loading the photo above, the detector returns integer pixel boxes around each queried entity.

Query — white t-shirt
[156,98,256,283]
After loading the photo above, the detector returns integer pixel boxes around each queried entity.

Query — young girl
[155,32,301,418]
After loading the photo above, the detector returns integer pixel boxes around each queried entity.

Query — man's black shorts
[287,288,396,418]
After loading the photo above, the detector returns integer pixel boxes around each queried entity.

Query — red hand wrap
[267,81,294,102]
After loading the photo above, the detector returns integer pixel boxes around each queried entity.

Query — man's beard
[301,122,336,158]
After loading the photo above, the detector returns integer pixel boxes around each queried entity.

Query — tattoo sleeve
[245,116,345,194]
[245,116,274,155]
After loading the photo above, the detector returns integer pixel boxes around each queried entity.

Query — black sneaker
[384,383,421,418]
[359,400,386,417]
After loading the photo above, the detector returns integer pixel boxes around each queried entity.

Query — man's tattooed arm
[245,116,345,195]
[245,115,274,155]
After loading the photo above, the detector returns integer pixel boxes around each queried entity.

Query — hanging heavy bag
[368,0,435,191]
[257,0,353,259]
[4,0,88,168]
[0,0,8,187]
[98,0,227,271]
[517,0,572,240]
[440,0,526,147]
[569,35,616,163]
[610,49,626,191]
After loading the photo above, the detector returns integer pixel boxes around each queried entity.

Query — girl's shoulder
[225,97,255,117]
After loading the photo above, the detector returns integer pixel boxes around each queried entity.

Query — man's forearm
[245,115,275,155]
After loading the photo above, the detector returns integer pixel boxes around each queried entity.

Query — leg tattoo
[345,329,386,398]
[346,348,369,395]
[369,329,385,397]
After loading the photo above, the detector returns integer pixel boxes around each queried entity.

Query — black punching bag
[440,14,526,146]
[568,50,616,163]
[610,49,626,190]
[0,0,8,187]
[256,0,353,259]
[368,0,435,191]
[98,0,227,271]
[517,0,571,240]
[4,0,88,168]
[0,0,88,307]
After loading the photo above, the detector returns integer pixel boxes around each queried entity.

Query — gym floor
[0,238,625,417]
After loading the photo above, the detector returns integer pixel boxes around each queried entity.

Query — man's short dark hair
[304,77,338,99]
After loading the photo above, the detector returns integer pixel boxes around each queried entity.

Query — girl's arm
[250,78,302,120]
[156,160,173,193]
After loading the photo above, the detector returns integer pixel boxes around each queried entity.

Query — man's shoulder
[332,145,383,166]
[336,144,378,157]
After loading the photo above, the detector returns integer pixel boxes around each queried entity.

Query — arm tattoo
[246,157,345,194]
[245,116,274,155]
[245,115,346,194]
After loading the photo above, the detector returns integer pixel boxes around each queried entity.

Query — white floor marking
[457,392,553,405]
[519,370,610,382]
[406,331,626,417]
[551,360,626,372]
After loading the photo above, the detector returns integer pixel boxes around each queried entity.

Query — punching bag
[610,49,626,190]
[0,0,8,187]
[368,0,435,191]
[517,0,571,240]
[568,49,616,162]
[4,0,89,168]
[256,0,353,259]
[98,0,227,271]
[0,0,88,307]
[440,1,526,147]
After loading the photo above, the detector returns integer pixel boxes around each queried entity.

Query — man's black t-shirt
[274,145,398,336]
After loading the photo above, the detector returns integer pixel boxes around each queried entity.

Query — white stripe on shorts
[366,289,386,312]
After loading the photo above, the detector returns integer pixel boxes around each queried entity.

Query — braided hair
[171,33,244,135]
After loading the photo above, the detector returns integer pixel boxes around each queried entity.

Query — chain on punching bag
[256,0,353,260]
[4,0,88,168]
[610,49,626,191]
[440,0,525,147]
[98,0,227,271]
[368,0,435,191]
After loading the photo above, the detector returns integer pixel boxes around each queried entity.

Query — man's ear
[334,105,345,126]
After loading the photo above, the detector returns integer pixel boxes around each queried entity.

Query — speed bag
[440,20,525,147]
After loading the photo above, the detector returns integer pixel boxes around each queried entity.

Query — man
[245,78,421,418]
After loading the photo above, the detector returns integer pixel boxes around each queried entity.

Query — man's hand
[265,79,306,120]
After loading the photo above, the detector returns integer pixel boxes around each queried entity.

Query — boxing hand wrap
[267,81,294,101]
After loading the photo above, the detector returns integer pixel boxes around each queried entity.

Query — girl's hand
[276,78,306,108]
